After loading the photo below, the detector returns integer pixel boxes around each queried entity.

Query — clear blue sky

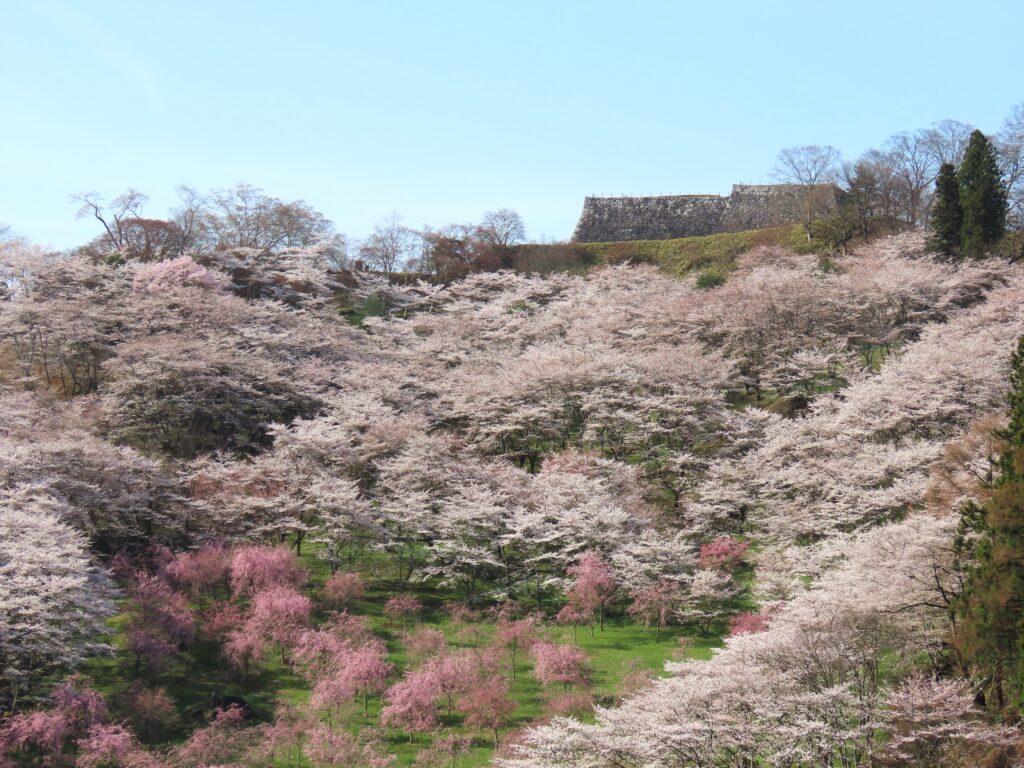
[2,0,1021,249]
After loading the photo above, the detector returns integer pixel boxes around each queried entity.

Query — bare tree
[70,183,339,263]
[477,209,526,268]
[358,213,419,277]
[774,145,841,187]
[170,184,209,255]
[922,119,974,167]
[206,183,334,254]
[71,189,188,263]
[886,131,938,226]
[839,149,902,236]
[310,234,350,271]
[997,103,1024,230]
[71,189,149,254]
[773,145,840,240]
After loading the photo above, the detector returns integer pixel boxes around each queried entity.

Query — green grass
[342,293,390,326]
[506,224,830,283]
[568,224,816,278]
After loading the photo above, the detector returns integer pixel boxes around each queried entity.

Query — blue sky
[2,0,1021,249]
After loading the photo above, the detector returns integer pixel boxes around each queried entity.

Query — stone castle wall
[571,184,833,243]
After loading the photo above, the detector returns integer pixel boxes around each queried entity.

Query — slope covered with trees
[4,217,1024,766]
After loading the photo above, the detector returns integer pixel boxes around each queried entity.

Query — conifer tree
[929,162,963,258]
[958,129,1007,258]
[955,335,1024,711]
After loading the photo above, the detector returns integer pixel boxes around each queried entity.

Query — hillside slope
[1,231,1021,767]
[500,235,1024,766]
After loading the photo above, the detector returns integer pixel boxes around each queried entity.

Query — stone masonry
[571,184,835,242]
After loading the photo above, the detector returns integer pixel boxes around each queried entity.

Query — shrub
[695,269,727,289]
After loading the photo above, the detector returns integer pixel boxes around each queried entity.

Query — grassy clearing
[82,546,727,767]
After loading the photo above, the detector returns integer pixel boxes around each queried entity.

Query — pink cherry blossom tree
[697,537,750,572]
[0,709,70,763]
[458,677,516,748]
[446,602,482,648]
[545,691,594,718]
[494,615,537,681]
[314,642,393,718]
[132,255,225,295]
[304,724,356,767]
[200,600,246,642]
[727,611,771,637]
[380,669,441,739]
[384,594,423,631]
[76,723,162,768]
[166,541,230,603]
[125,572,195,675]
[323,571,366,609]
[293,613,377,682]
[117,683,181,743]
[424,652,482,719]
[223,628,266,676]
[51,676,108,733]
[171,705,253,767]
[0,676,108,765]
[564,551,617,632]
[258,705,304,767]
[303,721,391,768]
[413,733,472,768]
[294,630,355,684]
[627,580,679,641]
[554,604,587,643]
[345,644,396,717]
[404,627,449,668]
[229,545,307,599]
[531,643,590,691]
[245,586,312,661]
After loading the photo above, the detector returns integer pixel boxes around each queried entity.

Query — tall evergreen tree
[929,162,963,258]
[959,129,1008,258]
[955,336,1024,711]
